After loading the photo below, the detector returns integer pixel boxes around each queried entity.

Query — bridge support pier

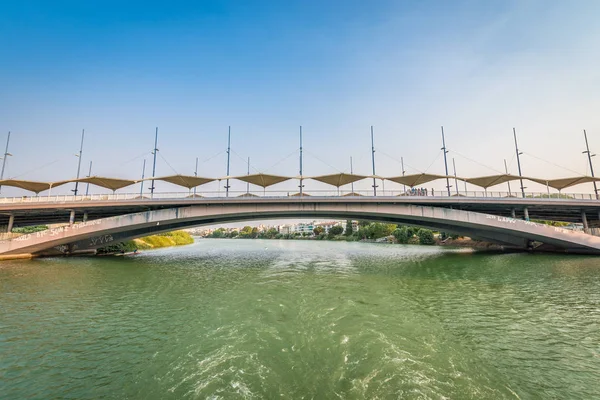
[523,207,530,221]
[69,210,75,226]
[582,211,589,230]
[7,214,14,233]
[511,208,516,219]
[83,212,88,223]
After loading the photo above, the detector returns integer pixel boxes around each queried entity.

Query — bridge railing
[0,189,597,204]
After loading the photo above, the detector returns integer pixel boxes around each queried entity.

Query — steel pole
[583,130,598,199]
[0,131,11,194]
[371,126,377,196]
[299,126,303,195]
[401,156,406,192]
[140,159,146,196]
[504,159,512,196]
[225,127,231,197]
[350,156,354,194]
[73,129,85,196]
[194,157,199,196]
[150,127,158,197]
[452,158,459,195]
[247,156,250,194]
[513,128,525,198]
[441,126,450,196]
[85,160,92,196]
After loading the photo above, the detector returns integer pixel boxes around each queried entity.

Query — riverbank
[202,222,493,249]
[97,231,194,254]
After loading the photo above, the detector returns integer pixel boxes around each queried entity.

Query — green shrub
[417,229,435,245]
[393,227,410,244]
[328,225,344,236]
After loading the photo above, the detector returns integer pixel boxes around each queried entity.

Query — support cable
[118,150,153,166]
[522,151,582,176]
[303,149,343,173]
[375,148,423,174]
[447,149,504,174]
[11,159,62,179]
[158,152,180,175]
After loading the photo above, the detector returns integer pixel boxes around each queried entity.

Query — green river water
[1,239,600,399]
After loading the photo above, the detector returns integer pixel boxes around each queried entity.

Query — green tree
[210,228,226,238]
[239,226,253,238]
[329,225,344,236]
[313,226,324,235]
[393,226,410,244]
[266,228,278,238]
[363,223,396,239]
[229,230,239,238]
[251,227,259,238]
[344,220,353,236]
[417,229,435,245]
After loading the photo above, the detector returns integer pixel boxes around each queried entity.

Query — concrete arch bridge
[1,196,600,258]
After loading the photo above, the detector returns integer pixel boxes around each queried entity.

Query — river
[1,239,599,399]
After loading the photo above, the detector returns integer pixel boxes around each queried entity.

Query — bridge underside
[1,202,600,258]
[1,196,600,227]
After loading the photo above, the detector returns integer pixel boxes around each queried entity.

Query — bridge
[0,188,599,259]
[1,126,600,258]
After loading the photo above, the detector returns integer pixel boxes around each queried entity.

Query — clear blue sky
[1,0,600,195]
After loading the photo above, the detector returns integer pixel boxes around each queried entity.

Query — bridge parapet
[0,189,598,205]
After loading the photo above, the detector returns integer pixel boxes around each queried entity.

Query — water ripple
[1,240,599,399]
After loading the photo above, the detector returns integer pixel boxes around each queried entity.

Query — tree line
[205,220,440,245]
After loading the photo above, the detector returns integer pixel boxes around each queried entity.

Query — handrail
[0,189,597,204]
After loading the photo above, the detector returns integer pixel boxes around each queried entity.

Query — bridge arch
[2,202,600,257]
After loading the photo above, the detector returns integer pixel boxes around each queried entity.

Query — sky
[1,0,600,196]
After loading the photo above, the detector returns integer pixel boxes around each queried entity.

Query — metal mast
[441,126,450,196]
[371,126,377,196]
[0,131,11,194]
[504,159,512,196]
[73,129,85,196]
[194,157,199,196]
[140,159,146,196]
[513,128,525,198]
[85,161,92,196]
[225,126,231,197]
[350,156,354,194]
[583,130,598,199]
[452,158,459,195]
[299,126,303,196]
[246,156,250,194]
[401,156,406,192]
[150,127,159,197]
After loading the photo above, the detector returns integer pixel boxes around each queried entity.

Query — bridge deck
[0,194,598,227]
